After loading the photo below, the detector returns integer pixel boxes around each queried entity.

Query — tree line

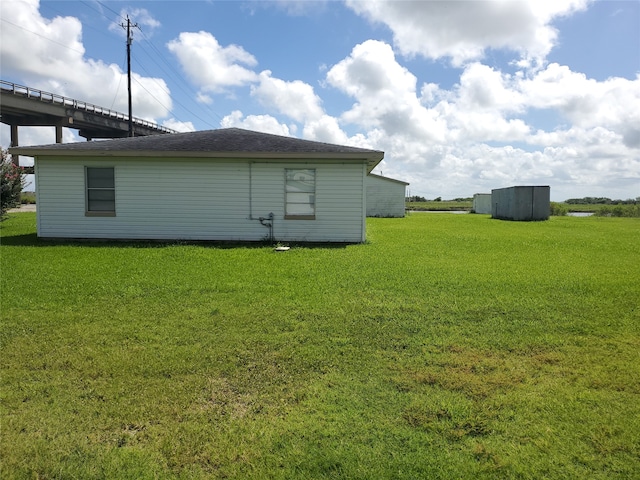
[407,195,638,205]
[564,197,639,205]
[406,196,472,202]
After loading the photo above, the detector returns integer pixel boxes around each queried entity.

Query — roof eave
[368,173,409,185]
[10,147,384,169]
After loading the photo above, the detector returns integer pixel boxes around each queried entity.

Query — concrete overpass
[1,80,177,169]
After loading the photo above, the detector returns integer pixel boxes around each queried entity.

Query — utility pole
[121,16,138,137]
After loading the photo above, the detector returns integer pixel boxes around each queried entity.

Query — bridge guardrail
[1,80,177,134]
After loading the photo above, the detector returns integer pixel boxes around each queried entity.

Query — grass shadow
[0,232,41,246]
[1,212,351,250]
[0,233,350,250]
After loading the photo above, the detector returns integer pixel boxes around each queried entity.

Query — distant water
[567,212,594,217]
[411,211,595,217]
[409,210,469,214]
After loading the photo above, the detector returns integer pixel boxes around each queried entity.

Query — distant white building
[472,193,492,214]
[366,174,409,218]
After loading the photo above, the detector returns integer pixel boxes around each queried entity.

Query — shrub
[595,204,640,217]
[1,149,27,220]
[20,192,36,204]
[550,202,568,216]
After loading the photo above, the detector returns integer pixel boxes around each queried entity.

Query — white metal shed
[365,174,409,218]
[472,193,492,214]
[491,186,550,221]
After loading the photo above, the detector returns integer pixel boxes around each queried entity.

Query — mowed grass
[406,200,471,211]
[1,212,639,479]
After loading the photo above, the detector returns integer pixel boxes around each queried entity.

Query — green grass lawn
[2,212,639,479]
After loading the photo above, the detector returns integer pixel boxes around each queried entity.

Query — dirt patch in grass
[393,344,535,400]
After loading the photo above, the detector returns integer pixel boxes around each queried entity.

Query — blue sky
[1,0,639,200]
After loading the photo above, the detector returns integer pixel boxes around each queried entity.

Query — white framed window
[86,167,115,216]
[285,168,315,220]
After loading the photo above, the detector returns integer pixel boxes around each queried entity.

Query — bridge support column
[55,122,63,143]
[10,124,19,166]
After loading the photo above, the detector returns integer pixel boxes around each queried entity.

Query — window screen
[285,169,315,219]
[86,167,115,213]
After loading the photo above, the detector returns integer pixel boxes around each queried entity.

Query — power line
[83,2,222,129]
[133,31,220,128]
[131,55,215,130]
[0,18,85,55]
[5,4,222,132]
[93,0,127,22]
[135,27,223,124]
[44,1,121,41]
[109,50,127,110]
[131,76,172,117]
[75,2,191,127]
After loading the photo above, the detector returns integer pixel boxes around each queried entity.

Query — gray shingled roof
[11,128,383,157]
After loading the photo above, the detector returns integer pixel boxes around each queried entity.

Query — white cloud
[519,64,640,142]
[167,31,258,93]
[327,40,416,98]
[251,70,324,123]
[1,125,79,152]
[319,37,639,199]
[302,115,349,144]
[327,40,447,141]
[269,0,329,16]
[220,110,293,137]
[448,111,531,144]
[0,0,85,75]
[346,0,591,67]
[162,118,196,133]
[108,8,161,37]
[196,92,214,105]
[0,0,172,122]
[455,63,524,113]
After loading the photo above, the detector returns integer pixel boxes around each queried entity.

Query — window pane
[88,190,115,211]
[285,168,315,218]
[87,168,114,188]
[88,199,116,212]
[287,193,315,204]
[286,180,315,193]
[286,203,315,215]
[87,167,115,213]
[88,190,115,201]
[286,169,315,182]
[286,169,315,192]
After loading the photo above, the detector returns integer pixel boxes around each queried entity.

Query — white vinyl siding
[251,162,366,243]
[35,157,368,243]
[365,175,407,218]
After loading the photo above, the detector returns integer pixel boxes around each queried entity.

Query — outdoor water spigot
[259,212,273,226]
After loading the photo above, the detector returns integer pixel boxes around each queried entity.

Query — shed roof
[10,128,384,171]
[367,173,409,186]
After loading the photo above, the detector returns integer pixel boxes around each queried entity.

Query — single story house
[365,173,409,217]
[491,186,550,221]
[472,193,492,214]
[10,128,384,243]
